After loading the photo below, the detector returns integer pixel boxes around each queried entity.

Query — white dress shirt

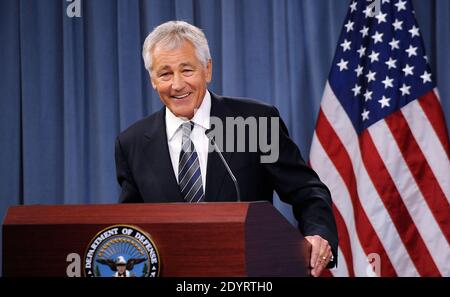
[165,91,211,191]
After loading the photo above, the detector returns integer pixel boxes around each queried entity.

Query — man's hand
[305,235,333,277]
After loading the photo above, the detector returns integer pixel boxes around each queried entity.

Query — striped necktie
[178,121,204,202]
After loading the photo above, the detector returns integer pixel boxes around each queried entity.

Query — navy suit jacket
[115,92,338,267]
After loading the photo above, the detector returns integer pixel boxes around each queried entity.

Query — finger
[318,246,332,274]
[311,238,333,276]
[313,261,325,277]
[327,246,334,265]
[305,236,320,268]
[326,245,332,261]
[313,239,328,271]
[314,251,331,277]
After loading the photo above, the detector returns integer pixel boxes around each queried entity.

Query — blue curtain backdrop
[0,0,449,271]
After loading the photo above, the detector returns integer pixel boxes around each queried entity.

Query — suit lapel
[142,108,184,202]
[205,93,235,202]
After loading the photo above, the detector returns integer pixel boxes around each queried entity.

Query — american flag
[309,0,450,276]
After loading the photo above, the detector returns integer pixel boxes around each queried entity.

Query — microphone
[205,129,241,202]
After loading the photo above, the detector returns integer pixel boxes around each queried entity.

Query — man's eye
[159,73,172,80]
[183,69,194,75]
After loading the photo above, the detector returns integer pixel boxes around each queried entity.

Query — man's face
[150,41,212,119]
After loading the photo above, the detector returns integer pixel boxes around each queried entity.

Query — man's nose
[171,73,186,91]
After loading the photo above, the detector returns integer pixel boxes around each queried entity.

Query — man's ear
[206,59,213,83]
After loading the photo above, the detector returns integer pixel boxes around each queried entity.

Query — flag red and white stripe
[310,84,450,276]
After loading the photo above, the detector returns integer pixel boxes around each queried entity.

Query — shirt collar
[165,90,211,141]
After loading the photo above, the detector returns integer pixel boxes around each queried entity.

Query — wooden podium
[2,201,309,276]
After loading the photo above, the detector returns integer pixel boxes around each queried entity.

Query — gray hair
[142,21,211,76]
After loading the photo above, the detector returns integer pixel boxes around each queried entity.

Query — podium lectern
[2,201,309,276]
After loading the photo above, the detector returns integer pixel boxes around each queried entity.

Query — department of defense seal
[84,225,160,277]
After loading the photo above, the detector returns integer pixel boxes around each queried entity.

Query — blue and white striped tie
[178,121,204,202]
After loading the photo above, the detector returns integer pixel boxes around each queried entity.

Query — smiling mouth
[172,93,191,99]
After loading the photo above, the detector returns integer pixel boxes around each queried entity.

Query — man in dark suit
[115,20,338,277]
